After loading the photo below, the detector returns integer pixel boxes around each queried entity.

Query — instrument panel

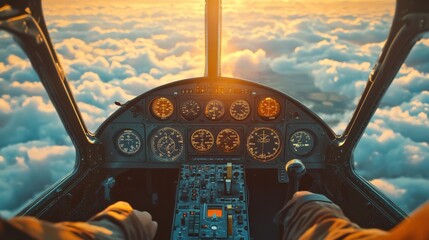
[99,78,332,169]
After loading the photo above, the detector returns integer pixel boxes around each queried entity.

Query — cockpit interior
[1,0,428,239]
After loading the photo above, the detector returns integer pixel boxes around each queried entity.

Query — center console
[171,163,250,239]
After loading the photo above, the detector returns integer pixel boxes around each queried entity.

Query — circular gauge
[191,129,214,152]
[180,99,201,121]
[216,128,240,152]
[204,99,225,120]
[116,129,142,155]
[247,127,281,162]
[289,130,315,156]
[151,97,174,120]
[150,127,184,161]
[257,97,281,120]
[230,99,251,121]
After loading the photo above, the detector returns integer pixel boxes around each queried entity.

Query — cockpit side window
[0,34,76,218]
[354,36,429,214]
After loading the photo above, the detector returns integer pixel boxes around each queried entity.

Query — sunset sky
[0,0,428,217]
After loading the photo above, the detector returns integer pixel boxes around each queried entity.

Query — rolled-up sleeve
[274,193,387,240]
[6,201,152,240]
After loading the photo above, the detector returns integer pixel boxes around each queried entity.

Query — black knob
[285,159,306,203]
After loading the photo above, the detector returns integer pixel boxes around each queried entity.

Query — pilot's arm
[276,191,429,240]
[275,191,387,239]
[1,201,157,240]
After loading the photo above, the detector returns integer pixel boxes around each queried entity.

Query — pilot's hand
[133,210,158,239]
[89,201,158,240]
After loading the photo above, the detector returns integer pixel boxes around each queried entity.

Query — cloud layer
[0,0,428,217]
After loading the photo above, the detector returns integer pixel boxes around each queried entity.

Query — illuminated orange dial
[191,129,214,152]
[257,97,280,120]
[151,97,174,119]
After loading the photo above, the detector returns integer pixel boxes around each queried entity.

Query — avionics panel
[171,163,250,239]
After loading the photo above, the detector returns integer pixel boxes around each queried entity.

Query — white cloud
[355,119,429,180]
[0,140,75,218]
[371,179,406,198]
[26,146,71,162]
[0,98,11,113]
[370,178,429,213]
[222,49,269,79]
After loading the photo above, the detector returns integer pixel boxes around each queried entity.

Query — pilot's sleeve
[274,192,387,240]
[3,201,155,240]
[380,202,429,240]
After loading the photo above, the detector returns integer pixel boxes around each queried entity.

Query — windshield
[43,0,395,134]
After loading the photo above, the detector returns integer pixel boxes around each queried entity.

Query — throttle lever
[285,159,306,204]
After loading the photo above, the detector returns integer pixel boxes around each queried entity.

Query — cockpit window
[43,0,206,133]
[222,0,395,135]
[0,36,76,218]
[354,36,429,214]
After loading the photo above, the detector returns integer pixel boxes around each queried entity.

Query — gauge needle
[261,130,265,157]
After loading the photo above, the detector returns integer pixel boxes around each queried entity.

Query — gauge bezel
[191,128,215,152]
[289,130,315,156]
[180,99,201,121]
[257,97,281,120]
[204,99,225,121]
[149,127,184,162]
[115,129,143,156]
[150,97,174,120]
[246,127,281,162]
[216,128,241,152]
[229,99,251,121]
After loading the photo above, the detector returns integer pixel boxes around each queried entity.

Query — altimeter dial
[247,127,281,162]
[191,129,214,152]
[116,129,142,155]
[216,128,240,152]
[230,99,250,121]
[151,97,174,120]
[289,130,315,156]
[150,127,184,161]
